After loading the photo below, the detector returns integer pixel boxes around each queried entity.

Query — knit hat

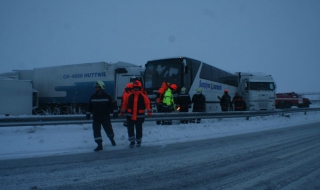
[196,88,202,93]
[181,87,186,92]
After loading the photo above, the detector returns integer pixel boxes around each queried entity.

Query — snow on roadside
[0,111,319,160]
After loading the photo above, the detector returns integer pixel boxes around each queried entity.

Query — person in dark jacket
[232,93,246,111]
[176,87,191,124]
[120,80,152,148]
[86,81,118,152]
[191,88,206,123]
[218,89,232,111]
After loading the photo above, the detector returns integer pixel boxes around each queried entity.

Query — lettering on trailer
[63,72,107,79]
[199,80,222,90]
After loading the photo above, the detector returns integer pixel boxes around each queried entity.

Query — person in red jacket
[120,83,133,127]
[120,80,152,148]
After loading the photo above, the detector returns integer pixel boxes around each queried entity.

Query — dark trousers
[180,110,189,123]
[190,111,202,123]
[190,118,201,123]
[162,105,173,124]
[127,119,143,143]
[92,116,114,143]
[156,103,163,124]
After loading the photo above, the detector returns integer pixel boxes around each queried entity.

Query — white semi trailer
[0,78,38,116]
[1,61,144,115]
[31,61,144,114]
[236,72,276,111]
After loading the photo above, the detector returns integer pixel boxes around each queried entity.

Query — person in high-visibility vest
[156,82,169,125]
[161,84,177,125]
[120,83,133,127]
[120,80,152,148]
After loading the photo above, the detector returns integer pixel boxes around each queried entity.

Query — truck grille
[258,102,268,110]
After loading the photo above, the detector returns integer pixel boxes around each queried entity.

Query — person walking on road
[120,80,152,148]
[86,81,118,152]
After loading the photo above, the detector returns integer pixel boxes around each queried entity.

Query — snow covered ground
[0,111,319,160]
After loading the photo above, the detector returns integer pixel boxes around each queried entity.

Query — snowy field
[0,110,319,161]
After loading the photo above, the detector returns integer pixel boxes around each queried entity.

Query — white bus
[144,57,238,112]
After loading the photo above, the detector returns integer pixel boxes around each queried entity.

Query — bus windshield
[249,82,275,91]
[145,59,182,89]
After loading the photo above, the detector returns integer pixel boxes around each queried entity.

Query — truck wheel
[285,102,292,109]
[278,102,285,109]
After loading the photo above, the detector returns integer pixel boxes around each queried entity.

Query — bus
[144,57,238,112]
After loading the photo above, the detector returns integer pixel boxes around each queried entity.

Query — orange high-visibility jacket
[121,90,152,121]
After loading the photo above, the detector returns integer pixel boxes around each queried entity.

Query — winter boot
[129,141,135,148]
[110,138,116,146]
[94,142,103,152]
[136,140,141,147]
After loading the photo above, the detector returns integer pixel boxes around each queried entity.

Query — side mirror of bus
[184,66,188,74]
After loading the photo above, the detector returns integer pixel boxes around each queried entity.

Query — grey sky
[0,0,319,93]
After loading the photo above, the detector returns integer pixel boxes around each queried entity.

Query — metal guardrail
[0,108,319,127]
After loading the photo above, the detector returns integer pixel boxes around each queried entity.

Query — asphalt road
[1,122,320,190]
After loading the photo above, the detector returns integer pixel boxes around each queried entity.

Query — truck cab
[275,92,310,109]
[237,72,276,111]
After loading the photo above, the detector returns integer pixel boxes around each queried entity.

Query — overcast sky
[0,0,319,93]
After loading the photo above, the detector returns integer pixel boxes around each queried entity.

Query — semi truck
[1,61,144,115]
[275,92,311,109]
[236,72,276,111]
